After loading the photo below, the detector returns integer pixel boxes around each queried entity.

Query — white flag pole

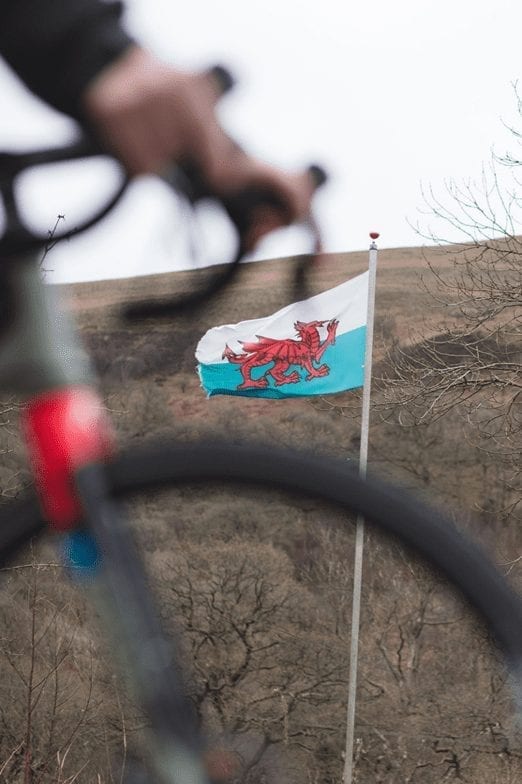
[342,232,380,784]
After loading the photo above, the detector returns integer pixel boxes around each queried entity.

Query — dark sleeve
[0,0,135,119]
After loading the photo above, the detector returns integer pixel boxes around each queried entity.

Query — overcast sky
[1,0,521,283]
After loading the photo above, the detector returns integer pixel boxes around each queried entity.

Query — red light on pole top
[369,232,380,240]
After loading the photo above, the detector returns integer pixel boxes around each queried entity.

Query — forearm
[0,0,134,119]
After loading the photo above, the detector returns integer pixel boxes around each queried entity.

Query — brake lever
[165,148,327,250]
[124,160,327,320]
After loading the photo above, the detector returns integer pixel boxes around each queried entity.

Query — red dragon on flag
[222,318,339,390]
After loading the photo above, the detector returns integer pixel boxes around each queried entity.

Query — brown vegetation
[0,240,520,782]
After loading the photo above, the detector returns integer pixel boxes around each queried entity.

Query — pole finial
[369,232,379,250]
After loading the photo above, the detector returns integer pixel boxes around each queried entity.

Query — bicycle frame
[0,127,326,780]
[0,254,93,394]
[0,254,108,522]
[0,251,210,784]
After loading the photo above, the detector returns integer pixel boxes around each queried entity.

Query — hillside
[1,244,520,783]
[55,245,457,451]
[61,244,452,335]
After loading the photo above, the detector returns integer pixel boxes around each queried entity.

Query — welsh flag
[196,271,369,399]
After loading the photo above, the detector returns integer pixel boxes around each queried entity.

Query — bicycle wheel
[105,439,522,671]
[2,438,521,669]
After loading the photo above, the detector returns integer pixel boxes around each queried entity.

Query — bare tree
[382,92,522,533]
[0,553,133,783]
[349,535,522,784]
[153,541,349,783]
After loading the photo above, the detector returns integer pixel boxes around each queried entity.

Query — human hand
[82,46,318,249]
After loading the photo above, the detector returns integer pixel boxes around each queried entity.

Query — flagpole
[342,232,379,784]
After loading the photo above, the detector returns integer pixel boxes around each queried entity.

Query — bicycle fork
[0,254,209,784]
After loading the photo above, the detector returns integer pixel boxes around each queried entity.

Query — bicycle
[0,67,521,783]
